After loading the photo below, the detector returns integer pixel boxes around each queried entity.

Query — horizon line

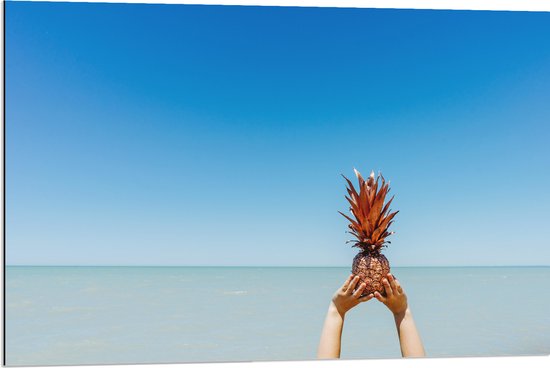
[5,264,550,268]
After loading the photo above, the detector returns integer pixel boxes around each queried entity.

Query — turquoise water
[5,266,550,365]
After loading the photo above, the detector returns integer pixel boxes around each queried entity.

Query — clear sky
[6,2,550,266]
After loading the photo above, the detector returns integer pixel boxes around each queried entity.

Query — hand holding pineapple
[374,273,408,316]
[376,273,426,358]
[331,274,375,317]
[317,274,376,360]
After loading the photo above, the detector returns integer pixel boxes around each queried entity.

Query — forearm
[394,307,425,358]
[317,302,345,359]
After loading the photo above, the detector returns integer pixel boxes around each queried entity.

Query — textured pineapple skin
[352,252,390,296]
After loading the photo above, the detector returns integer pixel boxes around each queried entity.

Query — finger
[388,274,399,294]
[382,278,393,297]
[358,293,374,303]
[346,276,360,295]
[352,283,366,299]
[374,291,386,303]
[341,274,354,292]
[394,278,403,295]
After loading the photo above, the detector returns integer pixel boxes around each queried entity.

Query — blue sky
[6,2,550,266]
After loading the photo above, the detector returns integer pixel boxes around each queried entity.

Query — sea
[5,266,550,366]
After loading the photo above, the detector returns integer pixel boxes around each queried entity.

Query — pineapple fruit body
[352,251,390,296]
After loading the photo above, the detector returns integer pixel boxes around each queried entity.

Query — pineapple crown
[339,168,399,253]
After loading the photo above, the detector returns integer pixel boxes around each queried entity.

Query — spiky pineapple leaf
[340,169,398,253]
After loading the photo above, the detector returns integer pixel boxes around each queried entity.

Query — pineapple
[339,169,399,296]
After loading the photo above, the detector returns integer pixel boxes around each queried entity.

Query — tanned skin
[317,273,425,359]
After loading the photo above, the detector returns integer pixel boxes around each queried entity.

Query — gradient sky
[6,2,550,266]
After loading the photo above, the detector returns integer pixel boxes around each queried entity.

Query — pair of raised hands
[319,272,425,359]
[331,273,408,317]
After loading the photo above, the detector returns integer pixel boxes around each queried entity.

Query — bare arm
[317,301,345,359]
[393,307,425,357]
[317,275,373,359]
[374,274,426,358]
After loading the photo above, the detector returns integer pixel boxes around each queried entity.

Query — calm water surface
[5,266,550,365]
